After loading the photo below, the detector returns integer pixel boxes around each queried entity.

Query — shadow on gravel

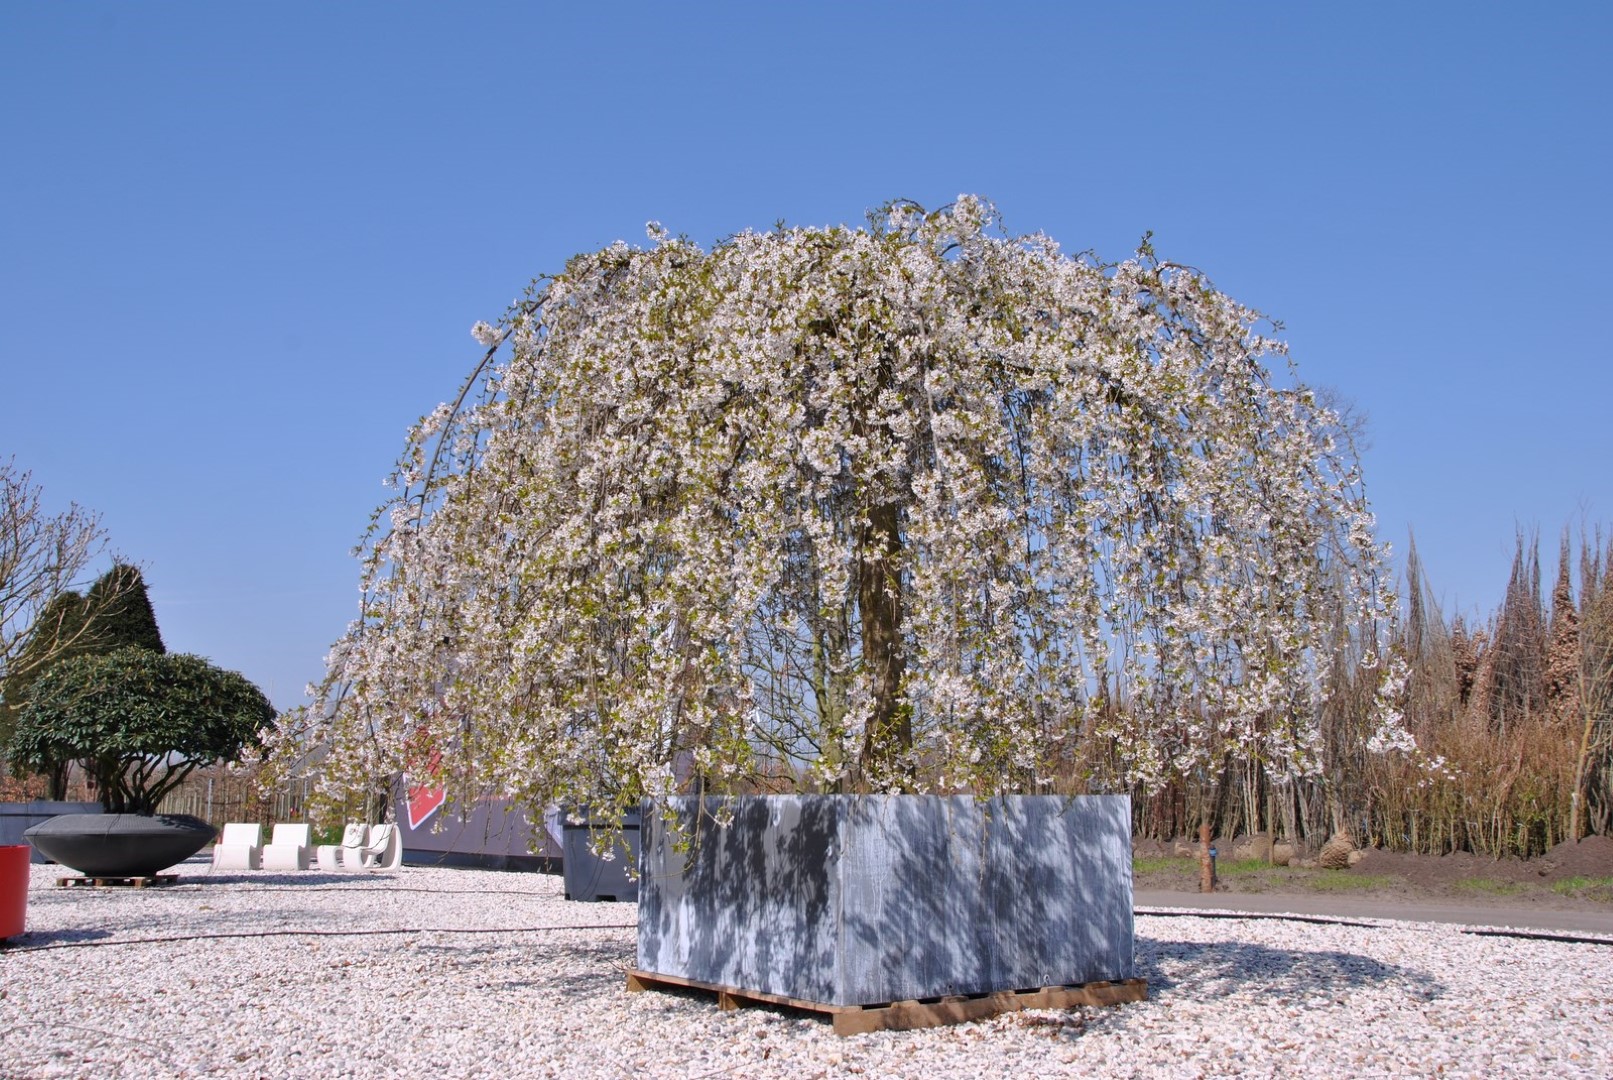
[188,872,361,886]
[545,957,633,998]
[415,936,630,965]
[2,926,115,948]
[408,937,632,996]
[185,877,575,899]
[1002,935,1451,1047]
[1134,935,1445,1003]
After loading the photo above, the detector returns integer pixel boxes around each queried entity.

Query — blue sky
[2,4,1608,710]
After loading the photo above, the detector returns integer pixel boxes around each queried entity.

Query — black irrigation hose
[1457,926,1613,947]
[1135,907,1378,928]
[227,884,569,899]
[1135,906,1613,947]
[8,908,1610,956]
[1,921,638,955]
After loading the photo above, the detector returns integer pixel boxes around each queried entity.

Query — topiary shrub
[11,646,274,814]
[82,563,165,656]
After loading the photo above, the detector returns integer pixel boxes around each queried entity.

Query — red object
[0,844,28,941]
[404,741,447,830]
[406,783,446,831]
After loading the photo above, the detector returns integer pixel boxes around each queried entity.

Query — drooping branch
[278,198,1409,823]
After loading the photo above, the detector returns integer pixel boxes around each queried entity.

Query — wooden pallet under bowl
[56,873,179,889]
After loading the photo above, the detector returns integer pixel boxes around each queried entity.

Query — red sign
[405,742,446,830]
[406,779,446,831]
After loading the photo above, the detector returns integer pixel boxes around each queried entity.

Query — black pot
[24,813,215,877]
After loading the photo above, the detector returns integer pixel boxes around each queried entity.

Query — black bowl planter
[24,813,216,878]
[635,794,1142,1031]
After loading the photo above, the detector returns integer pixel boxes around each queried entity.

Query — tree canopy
[1,563,164,790]
[273,198,1408,822]
[0,589,86,755]
[13,647,274,814]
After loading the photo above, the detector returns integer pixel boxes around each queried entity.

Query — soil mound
[1545,835,1613,878]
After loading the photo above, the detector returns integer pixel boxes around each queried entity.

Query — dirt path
[1133,890,1613,935]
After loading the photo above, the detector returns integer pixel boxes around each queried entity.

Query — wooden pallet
[626,969,1147,1036]
[56,874,179,889]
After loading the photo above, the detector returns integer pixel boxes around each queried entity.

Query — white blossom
[278,199,1412,822]
[470,320,502,348]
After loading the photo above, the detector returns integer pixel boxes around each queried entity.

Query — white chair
[350,823,401,871]
[316,823,367,870]
[212,823,262,870]
[261,823,312,870]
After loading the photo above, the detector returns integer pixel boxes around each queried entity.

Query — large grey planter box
[0,801,102,863]
[637,794,1134,1007]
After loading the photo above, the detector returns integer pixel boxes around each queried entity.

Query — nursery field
[1132,834,1613,912]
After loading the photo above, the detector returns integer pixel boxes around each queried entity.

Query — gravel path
[3,862,1610,1078]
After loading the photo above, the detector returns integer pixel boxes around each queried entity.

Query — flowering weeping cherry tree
[271,197,1410,831]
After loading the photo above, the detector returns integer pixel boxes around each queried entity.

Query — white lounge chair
[261,823,313,870]
[316,823,367,871]
[212,822,262,870]
[350,823,401,871]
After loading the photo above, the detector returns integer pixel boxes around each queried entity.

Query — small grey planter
[637,794,1134,1007]
[0,801,102,863]
[562,807,639,901]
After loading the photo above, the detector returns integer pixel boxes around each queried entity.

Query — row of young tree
[1132,531,1613,856]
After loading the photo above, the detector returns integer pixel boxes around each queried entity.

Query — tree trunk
[1570,689,1598,841]
[47,760,68,801]
[857,499,908,783]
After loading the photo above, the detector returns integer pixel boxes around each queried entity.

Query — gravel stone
[2,861,1609,1078]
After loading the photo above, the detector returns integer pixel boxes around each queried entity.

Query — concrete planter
[0,802,102,863]
[562,807,640,901]
[24,813,215,878]
[637,794,1134,1007]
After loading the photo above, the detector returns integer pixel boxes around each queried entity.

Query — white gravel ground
[3,861,1610,1079]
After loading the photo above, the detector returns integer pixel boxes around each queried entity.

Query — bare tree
[0,458,125,701]
[1570,534,1613,837]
